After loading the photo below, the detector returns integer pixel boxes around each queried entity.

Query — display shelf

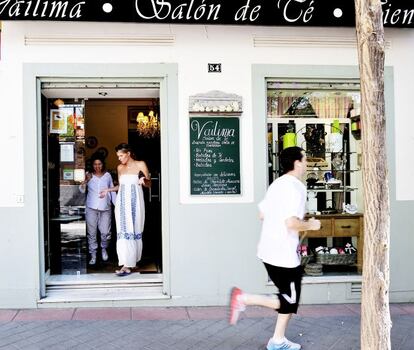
[307,187,357,193]
[303,213,364,273]
[268,118,361,218]
[307,151,358,155]
[273,169,360,173]
[267,114,320,118]
[306,169,361,173]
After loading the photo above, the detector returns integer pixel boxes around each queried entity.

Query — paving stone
[0,345,20,350]
[299,304,357,317]
[14,309,74,321]
[0,310,18,322]
[187,306,227,320]
[0,305,412,349]
[398,303,414,315]
[132,307,188,320]
[390,304,409,315]
[4,345,41,350]
[72,307,130,320]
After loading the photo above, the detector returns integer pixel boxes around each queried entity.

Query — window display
[267,81,363,275]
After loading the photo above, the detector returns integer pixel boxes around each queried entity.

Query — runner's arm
[285,217,321,231]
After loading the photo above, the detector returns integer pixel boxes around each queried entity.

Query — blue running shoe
[267,337,301,350]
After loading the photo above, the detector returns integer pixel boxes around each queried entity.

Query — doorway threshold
[46,272,163,285]
[40,273,168,305]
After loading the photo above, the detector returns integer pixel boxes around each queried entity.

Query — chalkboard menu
[190,117,240,195]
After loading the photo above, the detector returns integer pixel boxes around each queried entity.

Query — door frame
[23,63,178,299]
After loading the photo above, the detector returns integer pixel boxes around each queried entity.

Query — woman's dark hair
[115,143,135,159]
[280,146,305,173]
[90,155,106,172]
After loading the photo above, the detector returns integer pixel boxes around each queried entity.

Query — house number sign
[208,64,222,73]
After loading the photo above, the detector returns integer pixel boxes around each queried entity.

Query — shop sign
[0,0,413,28]
[189,117,241,195]
[189,91,242,196]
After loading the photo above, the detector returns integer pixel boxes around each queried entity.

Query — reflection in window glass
[267,81,361,119]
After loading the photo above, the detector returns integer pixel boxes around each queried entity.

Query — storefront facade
[1,2,414,308]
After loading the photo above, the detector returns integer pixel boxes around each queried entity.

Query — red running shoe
[229,287,245,325]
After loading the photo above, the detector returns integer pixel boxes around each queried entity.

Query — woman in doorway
[100,143,151,276]
[79,156,115,265]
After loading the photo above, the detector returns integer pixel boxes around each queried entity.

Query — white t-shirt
[257,174,306,268]
[79,172,115,211]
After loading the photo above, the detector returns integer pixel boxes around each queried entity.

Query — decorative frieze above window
[189,91,243,115]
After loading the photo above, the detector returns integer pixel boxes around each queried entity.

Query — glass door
[42,97,87,275]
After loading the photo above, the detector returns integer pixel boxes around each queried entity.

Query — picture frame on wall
[60,142,75,162]
[74,169,85,182]
[63,169,74,180]
[50,109,68,134]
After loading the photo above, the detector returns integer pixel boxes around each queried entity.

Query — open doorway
[41,82,162,278]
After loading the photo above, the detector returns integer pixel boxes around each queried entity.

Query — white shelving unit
[267,117,362,213]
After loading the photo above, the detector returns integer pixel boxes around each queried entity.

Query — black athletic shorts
[263,262,303,314]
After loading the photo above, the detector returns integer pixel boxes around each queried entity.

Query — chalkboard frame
[189,116,241,196]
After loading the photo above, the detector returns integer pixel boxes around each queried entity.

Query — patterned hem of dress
[117,232,142,240]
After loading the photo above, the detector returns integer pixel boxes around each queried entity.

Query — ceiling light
[136,100,160,138]
[53,98,65,107]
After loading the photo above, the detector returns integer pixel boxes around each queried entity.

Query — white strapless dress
[115,174,145,267]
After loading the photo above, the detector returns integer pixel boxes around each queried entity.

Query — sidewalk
[0,304,413,349]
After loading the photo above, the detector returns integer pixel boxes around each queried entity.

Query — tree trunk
[354,1,391,349]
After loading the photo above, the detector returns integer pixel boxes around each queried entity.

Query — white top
[257,174,306,268]
[79,172,115,211]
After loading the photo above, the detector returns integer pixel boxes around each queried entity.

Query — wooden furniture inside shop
[303,213,364,273]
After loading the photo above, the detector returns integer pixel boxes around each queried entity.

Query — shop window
[267,81,363,276]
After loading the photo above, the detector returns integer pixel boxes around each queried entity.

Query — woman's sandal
[115,268,131,277]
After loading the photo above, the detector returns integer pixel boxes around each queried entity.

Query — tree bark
[354,1,391,349]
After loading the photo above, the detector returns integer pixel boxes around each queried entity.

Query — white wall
[0,30,24,207]
[0,21,413,307]
[1,23,413,203]
[385,28,414,201]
